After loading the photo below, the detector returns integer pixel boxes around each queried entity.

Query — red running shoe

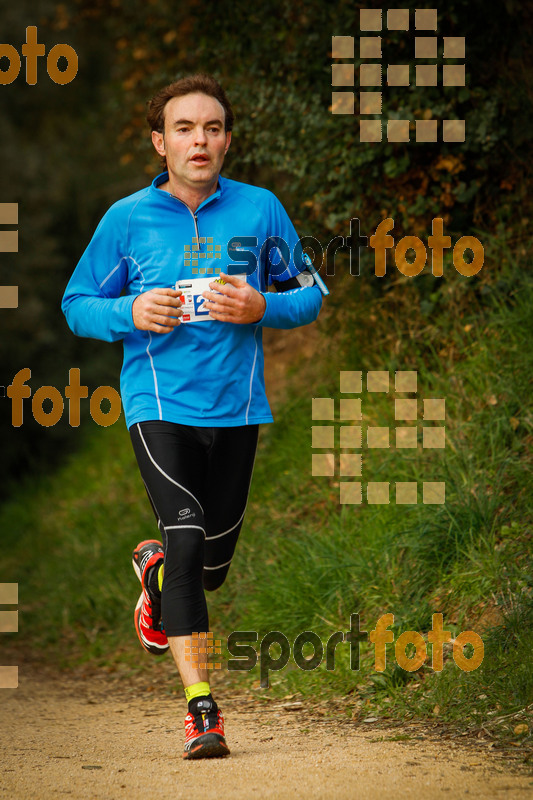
[132,539,169,656]
[183,699,230,759]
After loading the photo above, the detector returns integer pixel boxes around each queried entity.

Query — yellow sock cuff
[157,563,164,592]
[184,681,211,703]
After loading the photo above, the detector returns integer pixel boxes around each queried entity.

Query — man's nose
[194,126,207,145]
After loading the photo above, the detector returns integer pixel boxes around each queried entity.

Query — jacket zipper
[170,194,202,251]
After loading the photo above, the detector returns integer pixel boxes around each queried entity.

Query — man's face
[152,92,231,191]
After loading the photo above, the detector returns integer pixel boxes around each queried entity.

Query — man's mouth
[190,154,210,164]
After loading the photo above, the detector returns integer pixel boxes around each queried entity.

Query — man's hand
[132,288,183,333]
[202,273,266,324]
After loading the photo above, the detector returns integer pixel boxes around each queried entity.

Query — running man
[62,74,325,759]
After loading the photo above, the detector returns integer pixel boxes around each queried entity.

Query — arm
[61,209,137,342]
[62,266,138,343]
[256,193,324,328]
[201,191,325,328]
[255,282,322,329]
[201,272,322,329]
[62,206,182,341]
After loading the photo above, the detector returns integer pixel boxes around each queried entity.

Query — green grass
[0,234,531,751]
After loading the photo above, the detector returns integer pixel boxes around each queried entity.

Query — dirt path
[1,666,532,800]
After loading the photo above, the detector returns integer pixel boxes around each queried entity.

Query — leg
[130,421,210,679]
[168,635,208,686]
[129,421,258,759]
[202,424,259,591]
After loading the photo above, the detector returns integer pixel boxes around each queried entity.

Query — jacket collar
[151,172,224,211]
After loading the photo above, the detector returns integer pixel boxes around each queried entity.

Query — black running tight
[129,421,258,637]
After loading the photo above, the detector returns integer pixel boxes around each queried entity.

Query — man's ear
[224,131,232,154]
[152,130,166,158]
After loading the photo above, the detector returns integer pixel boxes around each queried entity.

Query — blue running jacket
[62,173,323,428]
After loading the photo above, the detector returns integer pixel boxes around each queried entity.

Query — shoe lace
[185,708,223,738]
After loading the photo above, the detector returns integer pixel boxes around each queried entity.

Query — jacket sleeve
[253,192,324,329]
[61,206,137,343]
[255,284,322,329]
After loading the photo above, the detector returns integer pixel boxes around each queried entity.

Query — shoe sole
[183,734,230,760]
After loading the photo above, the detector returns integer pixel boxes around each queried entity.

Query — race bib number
[175,275,247,322]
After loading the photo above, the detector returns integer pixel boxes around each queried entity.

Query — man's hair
[147,73,234,134]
